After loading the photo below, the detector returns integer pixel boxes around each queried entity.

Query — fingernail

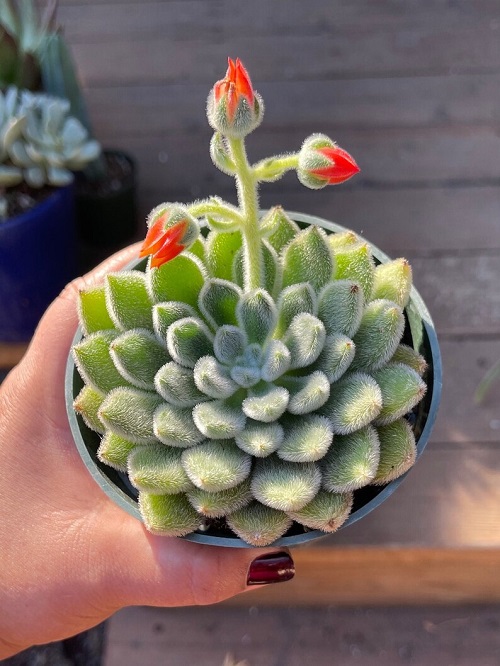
[247,551,295,586]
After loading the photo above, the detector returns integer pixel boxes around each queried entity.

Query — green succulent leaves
[73,222,426,547]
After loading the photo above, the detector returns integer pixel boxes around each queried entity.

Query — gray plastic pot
[65,212,442,548]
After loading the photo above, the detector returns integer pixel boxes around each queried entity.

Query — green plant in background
[72,59,427,546]
[0,0,105,178]
[0,0,57,90]
[0,86,100,219]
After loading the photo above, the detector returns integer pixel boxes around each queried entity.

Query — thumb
[95,511,295,609]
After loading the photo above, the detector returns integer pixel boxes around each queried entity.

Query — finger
[94,510,295,609]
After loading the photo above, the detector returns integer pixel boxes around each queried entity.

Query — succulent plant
[0,0,106,182]
[72,59,427,547]
[0,86,101,218]
[0,0,58,90]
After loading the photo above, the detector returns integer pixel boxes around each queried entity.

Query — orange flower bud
[207,58,264,138]
[139,205,199,268]
[297,134,360,189]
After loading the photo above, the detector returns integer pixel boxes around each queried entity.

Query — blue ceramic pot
[66,212,442,548]
[0,184,76,342]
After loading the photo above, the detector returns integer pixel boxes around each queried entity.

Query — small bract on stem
[72,58,429,547]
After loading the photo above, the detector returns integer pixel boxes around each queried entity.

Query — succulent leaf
[333,242,375,302]
[110,329,169,390]
[128,443,193,494]
[260,207,300,253]
[236,288,277,345]
[282,226,334,292]
[320,372,383,435]
[278,414,334,462]
[187,478,252,517]
[262,239,282,296]
[155,361,209,407]
[194,355,239,398]
[148,252,206,309]
[260,340,291,382]
[166,317,214,368]
[321,426,380,492]
[77,287,115,335]
[230,364,261,388]
[314,334,355,383]
[181,440,252,491]
[284,313,326,369]
[390,344,428,377]
[275,282,317,338]
[327,230,359,250]
[287,489,353,532]
[73,330,130,394]
[98,388,164,445]
[235,421,284,457]
[152,301,198,345]
[251,456,321,511]
[374,418,417,485]
[204,230,242,281]
[97,432,137,472]
[213,325,248,364]
[282,371,331,415]
[154,403,206,447]
[106,271,153,331]
[235,240,282,296]
[198,279,242,328]
[351,299,405,372]
[73,385,106,434]
[242,385,289,422]
[317,280,363,337]
[371,258,412,308]
[188,237,205,262]
[373,363,427,426]
[139,492,201,536]
[227,501,293,547]
[192,400,247,439]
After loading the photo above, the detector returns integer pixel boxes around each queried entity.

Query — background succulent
[0,86,101,218]
[72,59,427,547]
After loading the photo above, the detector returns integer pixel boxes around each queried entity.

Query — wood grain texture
[105,603,500,666]
[85,74,500,137]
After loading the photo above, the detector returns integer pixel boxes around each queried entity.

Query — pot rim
[65,211,442,548]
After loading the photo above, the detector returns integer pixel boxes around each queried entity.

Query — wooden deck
[4,0,500,662]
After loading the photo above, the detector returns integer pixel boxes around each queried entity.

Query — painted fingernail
[247,551,295,586]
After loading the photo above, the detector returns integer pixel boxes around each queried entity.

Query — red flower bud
[207,58,264,138]
[297,134,360,189]
[214,58,254,120]
[139,205,199,268]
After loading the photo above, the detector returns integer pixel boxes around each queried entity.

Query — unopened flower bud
[207,58,264,138]
[297,134,360,189]
[139,204,199,268]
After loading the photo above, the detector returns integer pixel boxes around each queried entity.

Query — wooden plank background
[0,0,481,622]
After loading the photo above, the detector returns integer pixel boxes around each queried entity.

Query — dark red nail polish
[247,551,295,586]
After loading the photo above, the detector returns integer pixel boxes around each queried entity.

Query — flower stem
[228,137,262,290]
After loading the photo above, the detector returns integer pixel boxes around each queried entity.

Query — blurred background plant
[0,86,100,220]
[0,0,100,171]
[0,0,137,250]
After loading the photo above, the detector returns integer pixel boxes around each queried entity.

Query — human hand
[0,245,294,659]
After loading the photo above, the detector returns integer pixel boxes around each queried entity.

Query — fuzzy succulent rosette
[72,59,427,547]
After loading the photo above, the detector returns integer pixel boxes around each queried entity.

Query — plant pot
[75,150,137,249]
[65,212,442,548]
[0,184,76,343]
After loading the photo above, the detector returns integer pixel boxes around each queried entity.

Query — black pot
[75,150,137,248]
[65,212,442,548]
